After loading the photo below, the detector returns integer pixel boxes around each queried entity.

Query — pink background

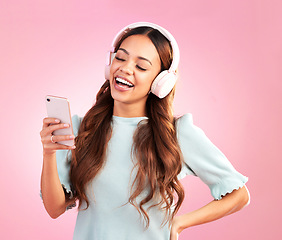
[0,0,281,239]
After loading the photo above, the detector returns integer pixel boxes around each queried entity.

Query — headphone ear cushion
[151,70,177,98]
[105,65,110,80]
[105,52,116,80]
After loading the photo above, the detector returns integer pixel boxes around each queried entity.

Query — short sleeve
[56,115,81,199]
[176,114,248,200]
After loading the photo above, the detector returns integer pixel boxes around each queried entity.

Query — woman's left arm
[170,185,250,240]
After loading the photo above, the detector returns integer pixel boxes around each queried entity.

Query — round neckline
[112,115,148,124]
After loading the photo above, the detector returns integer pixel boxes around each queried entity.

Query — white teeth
[115,77,134,87]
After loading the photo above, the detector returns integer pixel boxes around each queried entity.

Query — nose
[120,61,134,75]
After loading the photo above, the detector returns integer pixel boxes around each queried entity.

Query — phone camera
[47,98,50,102]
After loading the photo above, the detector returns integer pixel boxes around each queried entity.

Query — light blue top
[55,114,248,240]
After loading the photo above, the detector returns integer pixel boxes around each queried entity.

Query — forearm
[174,186,249,233]
[41,153,68,219]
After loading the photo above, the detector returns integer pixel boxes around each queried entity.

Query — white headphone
[105,22,180,99]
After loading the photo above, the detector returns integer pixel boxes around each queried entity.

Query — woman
[40,22,250,240]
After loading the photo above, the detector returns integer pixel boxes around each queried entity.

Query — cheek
[109,65,115,77]
[138,73,157,91]
[148,70,159,85]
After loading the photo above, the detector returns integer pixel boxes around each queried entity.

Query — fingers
[47,123,70,135]
[49,134,75,144]
[41,131,74,146]
[41,134,76,154]
[41,118,70,137]
[42,117,60,128]
[42,118,69,133]
[43,143,75,155]
[41,133,75,145]
[45,141,76,151]
[40,117,76,154]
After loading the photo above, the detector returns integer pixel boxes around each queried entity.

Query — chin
[110,89,128,103]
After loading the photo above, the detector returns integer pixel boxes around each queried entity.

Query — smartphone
[45,95,74,146]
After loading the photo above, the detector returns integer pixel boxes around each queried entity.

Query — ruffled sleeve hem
[62,183,75,200]
[211,175,248,200]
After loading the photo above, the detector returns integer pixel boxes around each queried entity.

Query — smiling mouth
[115,77,134,88]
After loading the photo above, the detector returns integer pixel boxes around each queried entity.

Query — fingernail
[64,124,69,127]
[71,145,76,149]
[69,135,74,139]
[55,119,60,123]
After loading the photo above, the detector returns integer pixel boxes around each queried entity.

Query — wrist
[43,151,56,161]
[43,151,55,156]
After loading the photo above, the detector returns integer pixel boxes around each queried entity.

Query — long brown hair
[70,26,184,227]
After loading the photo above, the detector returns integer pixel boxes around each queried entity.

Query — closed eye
[136,65,147,71]
[116,56,147,71]
[115,56,125,61]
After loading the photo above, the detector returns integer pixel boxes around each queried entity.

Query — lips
[115,76,134,87]
[113,76,135,92]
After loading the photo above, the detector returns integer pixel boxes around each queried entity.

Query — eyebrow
[118,48,152,65]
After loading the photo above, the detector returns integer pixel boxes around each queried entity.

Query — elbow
[49,211,61,219]
[43,202,66,219]
[241,185,250,208]
[233,185,250,211]
[41,195,67,219]
[47,208,65,219]
[224,185,250,214]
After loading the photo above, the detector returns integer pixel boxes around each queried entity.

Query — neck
[113,101,146,118]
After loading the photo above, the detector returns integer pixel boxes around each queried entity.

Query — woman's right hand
[40,117,75,155]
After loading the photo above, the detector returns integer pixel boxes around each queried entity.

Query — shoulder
[175,113,193,127]
[175,113,205,138]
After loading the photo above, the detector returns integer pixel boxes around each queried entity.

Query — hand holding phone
[45,95,75,146]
